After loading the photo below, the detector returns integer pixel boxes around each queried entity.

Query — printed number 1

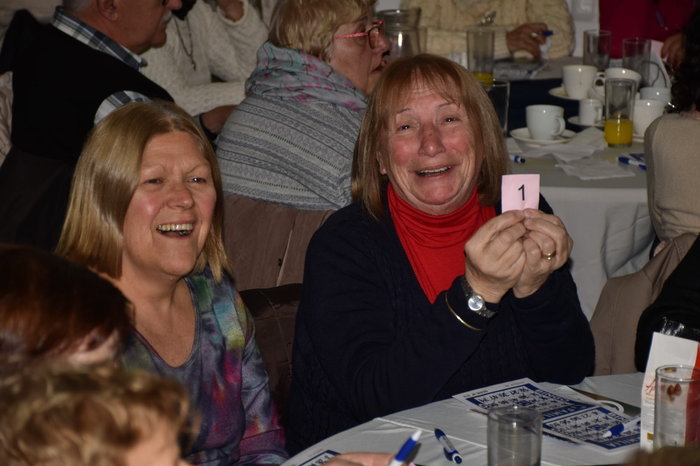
[518,184,525,201]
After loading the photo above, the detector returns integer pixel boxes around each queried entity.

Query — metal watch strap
[460,276,496,319]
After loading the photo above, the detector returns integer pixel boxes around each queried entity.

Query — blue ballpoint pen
[388,430,422,466]
[618,156,647,170]
[601,416,641,438]
[434,428,463,464]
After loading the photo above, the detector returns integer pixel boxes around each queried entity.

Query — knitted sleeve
[524,0,574,59]
[141,1,267,115]
[206,2,268,84]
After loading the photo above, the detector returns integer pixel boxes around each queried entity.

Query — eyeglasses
[333,20,385,49]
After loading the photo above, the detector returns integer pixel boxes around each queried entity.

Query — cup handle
[594,72,605,87]
[553,116,566,136]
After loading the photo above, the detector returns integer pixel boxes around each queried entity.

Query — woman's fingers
[464,210,574,300]
[661,33,684,69]
[464,211,528,301]
[521,229,556,259]
[511,211,573,297]
[522,209,572,262]
[466,211,526,263]
[506,22,548,57]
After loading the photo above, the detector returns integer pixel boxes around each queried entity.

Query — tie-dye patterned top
[121,269,288,465]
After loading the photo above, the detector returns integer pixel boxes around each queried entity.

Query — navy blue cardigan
[286,195,594,453]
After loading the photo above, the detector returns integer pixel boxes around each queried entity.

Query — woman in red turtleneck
[286,54,594,453]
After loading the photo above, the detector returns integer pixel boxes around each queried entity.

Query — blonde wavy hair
[0,363,193,465]
[57,100,231,282]
[352,54,508,220]
[269,0,376,62]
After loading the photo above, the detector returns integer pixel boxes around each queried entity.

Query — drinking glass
[467,27,495,86]
[484,79,510,135]
[376,8,422,60]
[654,365,700,448]
[604,78,637,147]
[488,405,542,466]
[583,29,611,71]
[622,37,651,86]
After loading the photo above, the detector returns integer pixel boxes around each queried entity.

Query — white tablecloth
[511,144,654,319]
[283,373,644,466]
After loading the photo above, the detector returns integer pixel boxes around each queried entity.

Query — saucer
[548,86,580,101]
[568,116,604,128]
[510,127,576,146]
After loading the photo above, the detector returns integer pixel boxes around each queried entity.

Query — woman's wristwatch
[460,276,496,319]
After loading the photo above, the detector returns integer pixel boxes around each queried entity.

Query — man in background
[0,0,181,250]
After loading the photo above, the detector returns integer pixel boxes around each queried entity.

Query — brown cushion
[240,283,301,425]
[223,194,334,291]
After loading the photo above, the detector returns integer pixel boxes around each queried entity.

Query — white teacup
[596,67,642,87]
[633,99,665,136]
[640,86,671,104]
[591,68,641,101]
[578,98,603,126]
[562,64,598,100]
[526,105,566,140]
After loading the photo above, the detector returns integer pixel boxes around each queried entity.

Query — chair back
[223,194,335,291]
[240,283,302,427]
[591,233,698,374]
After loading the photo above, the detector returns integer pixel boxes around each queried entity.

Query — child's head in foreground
[0,363,194,466]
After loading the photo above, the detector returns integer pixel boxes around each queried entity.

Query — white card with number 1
[501,174,540,212]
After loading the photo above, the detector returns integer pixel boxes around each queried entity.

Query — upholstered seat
[224,194,333,422]
[223,193,334,291]
[240,283,301,426]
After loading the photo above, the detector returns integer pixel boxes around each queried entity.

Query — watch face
[468,294,485,312]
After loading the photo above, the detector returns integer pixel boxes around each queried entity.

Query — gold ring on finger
[544,251,556,261]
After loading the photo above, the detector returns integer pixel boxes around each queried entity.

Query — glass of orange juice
[467,28,494,86]
[604,78,637,147]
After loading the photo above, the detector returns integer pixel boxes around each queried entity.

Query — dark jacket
[0,10,172,249]
[286,195,594,453]
[636,235,700,370]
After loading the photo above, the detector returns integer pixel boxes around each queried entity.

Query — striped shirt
[50,6,150,123]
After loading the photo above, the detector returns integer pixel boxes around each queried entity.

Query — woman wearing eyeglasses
[215,0,390,211]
